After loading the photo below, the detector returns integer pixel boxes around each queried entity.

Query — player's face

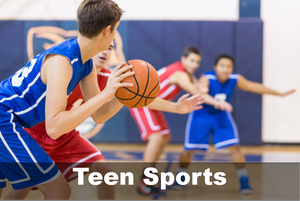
[99,21,119,52]
[214,58,234,82]
[93,42,114,68]
[182,53,202,74]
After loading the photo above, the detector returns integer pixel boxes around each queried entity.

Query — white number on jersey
[214,93,227,102]
[12,58,37,87]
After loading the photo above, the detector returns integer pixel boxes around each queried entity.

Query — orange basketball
[115,60,160,108]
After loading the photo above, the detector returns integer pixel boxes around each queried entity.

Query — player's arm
[198,75,233,112]
[80,62,134,124]
[45,57,133,139]
[146,94,204,114]
[237,75,296,96]
[169,71,201,95]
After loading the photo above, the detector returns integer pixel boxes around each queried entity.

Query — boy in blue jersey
[176,54,295,194]
[0,0,134,199]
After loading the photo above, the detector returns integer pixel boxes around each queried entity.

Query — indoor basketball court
[0,0,299,200]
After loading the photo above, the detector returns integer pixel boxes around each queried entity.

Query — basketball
[115,59,160,108]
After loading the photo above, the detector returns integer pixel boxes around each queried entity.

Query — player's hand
[175,93,205,114]
[102,62,134,100]
[215,101,233,112]
[280,89,296,97]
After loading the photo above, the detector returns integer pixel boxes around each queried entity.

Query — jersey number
[214,93,227,102]
[12,58,37,87]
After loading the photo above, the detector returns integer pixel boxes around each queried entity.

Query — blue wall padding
[23,21,78,63]
[200,21,235,75]
[128,21,165,69]
[0,21,24,82]
[0,20,263,145]
[240,0,261,18]
[91,107,129,142]
[234,18,263,145]
[163,21,199,66]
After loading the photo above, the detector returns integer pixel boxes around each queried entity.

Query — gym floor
[2,144,300,200]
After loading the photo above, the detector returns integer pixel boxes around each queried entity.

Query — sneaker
[137,179,166,199]
[239,176,253,195]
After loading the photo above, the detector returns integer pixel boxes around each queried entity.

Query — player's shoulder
[42,38,80,64]
[167,61,184,70]
[228,73,239,80]
[204,71,217,80]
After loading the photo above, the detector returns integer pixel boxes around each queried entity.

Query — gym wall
[0,0,297,144]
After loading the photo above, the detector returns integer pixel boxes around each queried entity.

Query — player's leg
[129,108,169,198]
[0,110,70,199]
[0,170,6,198]
[49,131,108,199]
[174,111,211,189]
[36,174,71,199]
[4,187,31,199]
[213,112,252,194]
[178,150,195,169]
[90,159,115,199]
[143,132,171,166]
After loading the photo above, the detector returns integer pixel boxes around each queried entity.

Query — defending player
[0,0,130,199]
[176,54,296,194]
[129,47,231,197]
[5,40,204,199]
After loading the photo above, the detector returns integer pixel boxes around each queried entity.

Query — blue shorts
[184,111,239,151]
[0,106,60,190]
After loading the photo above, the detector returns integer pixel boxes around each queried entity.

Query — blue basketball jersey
[0,39,93,128]
[201,70,238,113]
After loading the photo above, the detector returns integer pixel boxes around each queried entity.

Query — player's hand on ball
[102,62,134,100]
[280,89,296,97]
[215,101,233,112]
[175,93,205,114]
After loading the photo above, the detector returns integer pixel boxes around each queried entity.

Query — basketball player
[129,47,232,197]
[176,54,296,194]
[5,39,204,199]
[0,0,130,199]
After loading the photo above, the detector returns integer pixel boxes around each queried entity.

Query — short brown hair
[214,54,235,66]
[77,0,123,38]
[182,46,202,57]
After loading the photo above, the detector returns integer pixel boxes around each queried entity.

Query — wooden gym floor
[2,143,300,200]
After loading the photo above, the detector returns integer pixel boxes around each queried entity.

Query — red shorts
[25,123,104,182]
[129,107,170,141]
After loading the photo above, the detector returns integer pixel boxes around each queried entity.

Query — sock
[236,168,248,179]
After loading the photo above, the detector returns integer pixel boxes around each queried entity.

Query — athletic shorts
[129,107,170,141]
[27,124,104,182]
[0,106,60,190]
[184,111,239,150]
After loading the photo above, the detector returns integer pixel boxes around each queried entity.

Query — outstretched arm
[237,75,296,97]
[147,94,204,114]
[198,75,233,112]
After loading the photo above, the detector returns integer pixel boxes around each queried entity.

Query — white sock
[236,168,248,179]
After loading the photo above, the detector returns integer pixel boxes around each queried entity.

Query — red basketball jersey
[25,68,111,141]
[157,61,186,100]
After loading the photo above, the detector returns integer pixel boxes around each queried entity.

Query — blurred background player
[176,54,296,194]
[129,47,232,197]
[5,41,204,200]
